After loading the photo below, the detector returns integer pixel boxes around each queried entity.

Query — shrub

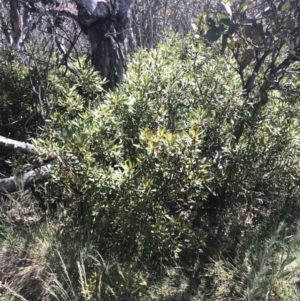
[3,33,300,300]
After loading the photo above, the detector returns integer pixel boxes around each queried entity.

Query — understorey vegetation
[1,0,300,300]
[0,34,300,300]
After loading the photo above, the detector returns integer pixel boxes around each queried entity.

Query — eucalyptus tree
[1,0,131,88]
[0,0,132,194]
[193,0,300,142]
[131,0,206,49]
[76,0,131,87]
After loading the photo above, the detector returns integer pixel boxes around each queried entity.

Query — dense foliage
[1,34,300,300]
[1,0,300,299]
[2,0,300,296]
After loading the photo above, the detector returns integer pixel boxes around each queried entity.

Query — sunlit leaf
[281,0,290,12]
[191,23,198,32]
[194,14,205,27]
[218,12,231,26]
[239,3,248,13]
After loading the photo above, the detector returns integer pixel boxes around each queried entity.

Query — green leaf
[239,3,248,13]
[281,0,290,12]
[279,270,291,278]
[217,10,230,21]
[219,19,231,27]
[254,287,267,298]
[284,17,296,30]
[260,266,272,277]
[282,256,297,267]
[194,13,208,27]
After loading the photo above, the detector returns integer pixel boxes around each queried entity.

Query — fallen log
[0,165,52,193]
[0,135,52,193]
[0,135,40,155]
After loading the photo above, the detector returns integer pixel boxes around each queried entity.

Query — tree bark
[0,135,51,193]
[7,0,32,63]
[0,135,39,155]
[77,0,131,89]
[0,165,51,193]
[4,0,131,88]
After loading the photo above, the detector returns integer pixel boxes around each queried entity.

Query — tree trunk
[7,0,32,63]
[88,18,125,88]
[77,0,131,89]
